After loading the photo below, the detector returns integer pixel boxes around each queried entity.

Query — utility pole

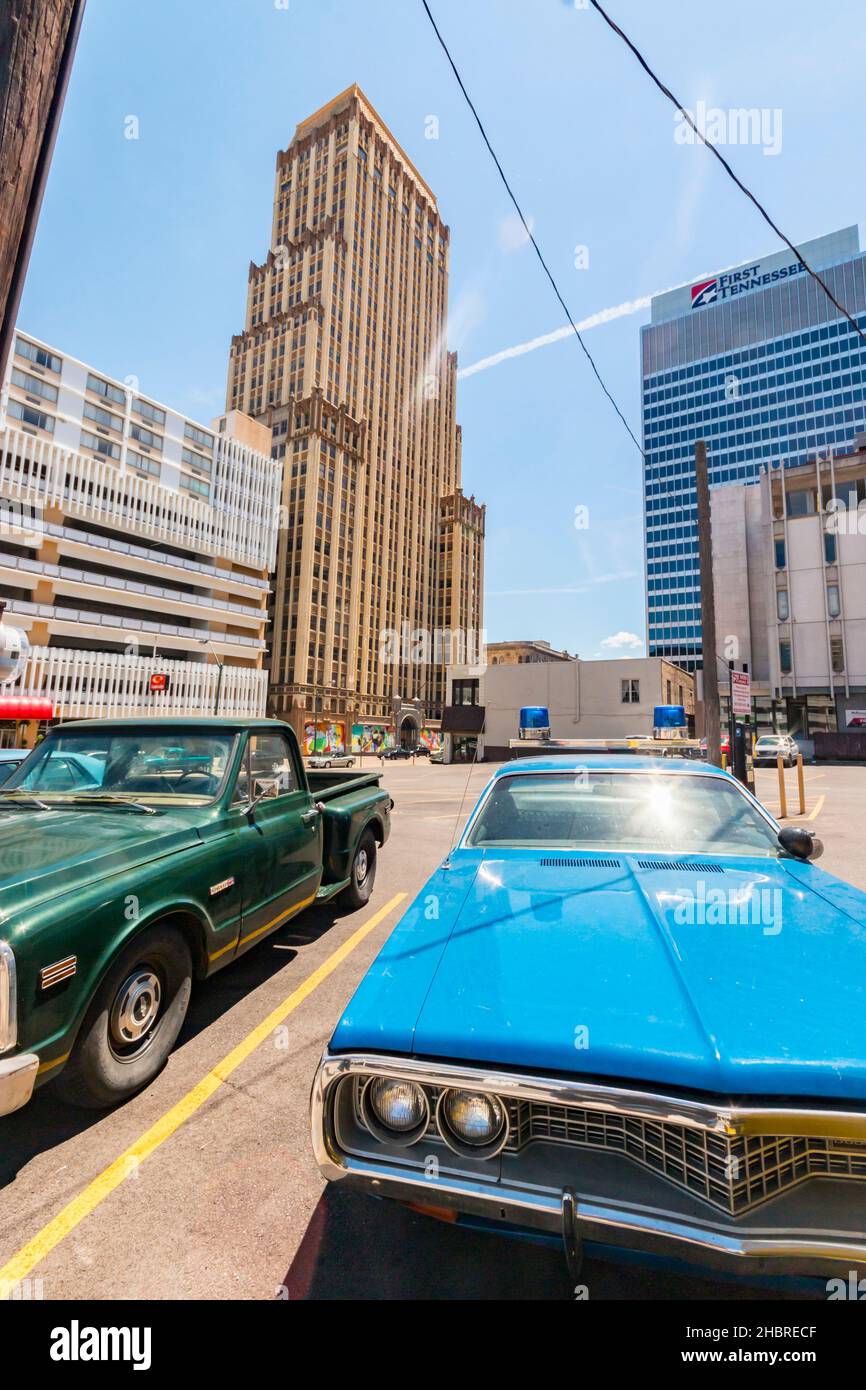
[695,439,722,767]
[0,1,86,385]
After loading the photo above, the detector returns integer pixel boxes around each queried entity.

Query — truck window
[248,732,299,798]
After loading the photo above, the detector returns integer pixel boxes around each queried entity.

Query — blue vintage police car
[311,756,866,1285]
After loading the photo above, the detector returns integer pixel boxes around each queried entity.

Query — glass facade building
[641,226,866,672]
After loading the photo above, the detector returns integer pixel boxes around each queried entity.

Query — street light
[198,637,224,716]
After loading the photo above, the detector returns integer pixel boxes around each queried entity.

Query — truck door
[230,729,323,957]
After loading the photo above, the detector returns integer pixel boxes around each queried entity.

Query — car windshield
[465,771,781,857]
[3,730,237,804]
[757,736,783,746]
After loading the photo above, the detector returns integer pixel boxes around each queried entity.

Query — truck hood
[0,806,201,919]
[337,850,866,1101]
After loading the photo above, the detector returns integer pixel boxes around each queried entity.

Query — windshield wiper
[65,794,157,815]
[0,792,53,811]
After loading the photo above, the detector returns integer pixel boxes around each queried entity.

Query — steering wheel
[174,770,218,794]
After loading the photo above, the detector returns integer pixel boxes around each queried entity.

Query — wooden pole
[0,1,85,385]
[695,440,722,766]
[777,754,788,819]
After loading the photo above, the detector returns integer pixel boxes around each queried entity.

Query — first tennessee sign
[691,257,807,311]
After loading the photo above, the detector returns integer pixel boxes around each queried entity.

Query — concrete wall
[446,657,692,758]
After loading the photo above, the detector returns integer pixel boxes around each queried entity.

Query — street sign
[731,670,751,718]
[150,673,170,694]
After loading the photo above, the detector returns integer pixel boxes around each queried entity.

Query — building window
[86,372,126,406]
[181,446,212,473]
[774,538,786,569]
[777,589,789,622]
[135,398,166,427]
[80,429,120,459]
[786,489,816,518]
[827,584,841,619]
[831,636,845,673]
[16,337,61,373]
[779,641,792,675]
[825,532,837,564]
[130,422,163,451]
[11,368,58,402]
[184,422,214,451]
[7,399,54,432]
[622,679,640,704]
[179,474,211,500]
[452,679,479,706]
[83,400,123,432]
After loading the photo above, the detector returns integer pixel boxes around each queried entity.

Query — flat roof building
[0,332,282,731]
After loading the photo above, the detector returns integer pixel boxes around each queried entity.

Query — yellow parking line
[0,891,407,1291]
[808,795,826,822]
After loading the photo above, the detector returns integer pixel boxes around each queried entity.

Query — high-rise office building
[641,226,866,673]
[226,85,485,753]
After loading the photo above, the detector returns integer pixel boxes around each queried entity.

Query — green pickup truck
[0,717,391,1114]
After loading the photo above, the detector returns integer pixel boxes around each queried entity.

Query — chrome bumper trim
[311,1051,866,1276]
[0,1052,39,1118]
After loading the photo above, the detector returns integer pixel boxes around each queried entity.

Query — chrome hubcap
[355,848,368,883]
[110,969,161,1047]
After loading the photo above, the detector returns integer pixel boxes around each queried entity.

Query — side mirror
[778,826,823,861]
[246,779,279,817]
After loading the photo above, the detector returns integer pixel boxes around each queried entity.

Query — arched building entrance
[399,711,420,749]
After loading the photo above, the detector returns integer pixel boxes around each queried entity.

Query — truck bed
[306,769,392,891]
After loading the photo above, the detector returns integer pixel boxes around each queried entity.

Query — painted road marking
[808,795,826,821]
[0,891,407,1291]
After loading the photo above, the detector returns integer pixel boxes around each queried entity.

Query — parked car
[0,749,29,787]
[307,752,355,769]
[312,754,866,1286]
[699,734,731,760]
[381,746,412,760]
[414,746,431,758]
[429,748,444,764]
[754,733,799,767]
[0,717,390,1114]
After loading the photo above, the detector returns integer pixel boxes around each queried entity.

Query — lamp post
[198,638,224,716]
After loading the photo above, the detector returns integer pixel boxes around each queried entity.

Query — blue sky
[19,0,866,657]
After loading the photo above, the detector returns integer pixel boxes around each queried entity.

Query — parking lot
[0,755,859,1301]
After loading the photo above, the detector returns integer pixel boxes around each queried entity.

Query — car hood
[336,850,866,1101]
[0,806,201,918]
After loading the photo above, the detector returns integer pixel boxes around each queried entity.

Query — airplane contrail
[456,251,779,381]
[457,296,651,380]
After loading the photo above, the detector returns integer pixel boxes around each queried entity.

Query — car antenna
[443,708,486,869]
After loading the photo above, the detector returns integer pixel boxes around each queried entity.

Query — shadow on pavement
[281,1187,817,1301]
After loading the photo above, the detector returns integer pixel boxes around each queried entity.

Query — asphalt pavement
[0,756,856,1300]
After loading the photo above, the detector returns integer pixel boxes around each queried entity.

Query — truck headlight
[437,1088,508,1158]
[0,942,18,1054]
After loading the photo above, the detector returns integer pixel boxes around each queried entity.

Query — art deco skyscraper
[226,85,485,750]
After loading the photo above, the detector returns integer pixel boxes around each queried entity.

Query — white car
[307,752,355,769]
[754,733,799,767]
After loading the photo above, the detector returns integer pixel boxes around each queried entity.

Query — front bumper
[312,1051,866,1281]
[0,1052,39,1118]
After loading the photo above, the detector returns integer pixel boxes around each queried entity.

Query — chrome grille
[504,1099,866,1214]
[351,1076,866,1216]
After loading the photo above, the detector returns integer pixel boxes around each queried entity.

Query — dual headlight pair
[362,1076,508,1159]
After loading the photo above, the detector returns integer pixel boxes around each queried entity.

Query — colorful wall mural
[303,722,346,756]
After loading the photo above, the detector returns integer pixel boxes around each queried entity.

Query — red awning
[0,697,54,720]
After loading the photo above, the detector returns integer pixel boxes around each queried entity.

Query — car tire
[55,925,192,1110]
[340,829,377,911]
[324,761,331,769]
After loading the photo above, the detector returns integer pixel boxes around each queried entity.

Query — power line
[420,0,644,457]
[588,0,866,348]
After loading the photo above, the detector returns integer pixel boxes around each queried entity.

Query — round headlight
[437,1089,507,1157]
[362,1077,429,1146]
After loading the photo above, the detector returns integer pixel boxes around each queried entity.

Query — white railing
[0,426,283,571]
[15,647,268,720]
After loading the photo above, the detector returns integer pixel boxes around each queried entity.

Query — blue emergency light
[519,706,551,741]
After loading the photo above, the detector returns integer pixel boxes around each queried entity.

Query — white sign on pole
[731,670,751,718]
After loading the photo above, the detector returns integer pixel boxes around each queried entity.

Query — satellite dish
[0,608,29,685]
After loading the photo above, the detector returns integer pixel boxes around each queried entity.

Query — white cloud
[498,211,534,253]
[601,630,644,651]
